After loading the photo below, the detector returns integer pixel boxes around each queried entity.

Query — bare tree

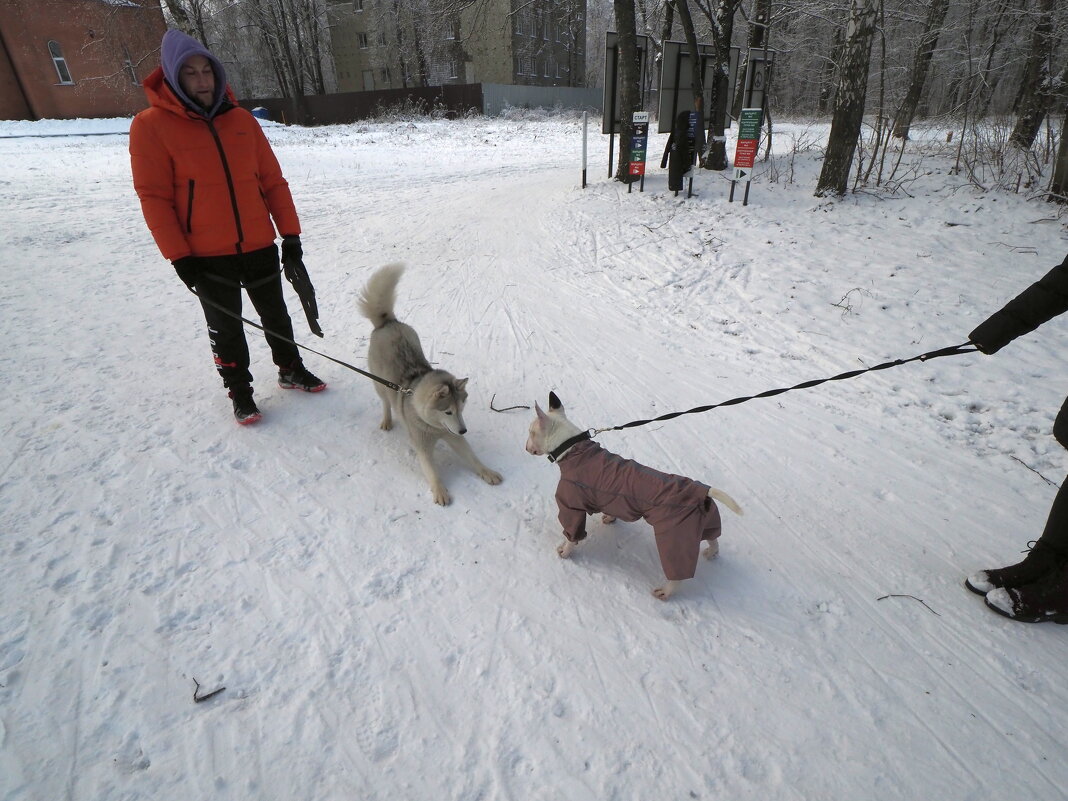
[1050,97,1068,203]
[891,0,949,139]
[815,0,879,196]
[161,0,211,42]
[692,0,741,170]
[613,0,643,181]
[731,0,770,120]
[1009,0,1057,150]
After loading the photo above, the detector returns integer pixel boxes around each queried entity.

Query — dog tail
[358,263,405,329]
[708,488,743,516]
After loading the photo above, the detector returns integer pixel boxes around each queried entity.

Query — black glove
[968,317,1008,355]
[172,256,200,291]
[280,236,323,337]
[281,235,303,267]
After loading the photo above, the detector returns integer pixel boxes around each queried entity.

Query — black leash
[590,342,979,436]
[188,287,411,395]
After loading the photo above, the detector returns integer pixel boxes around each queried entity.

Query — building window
[362,70,374,90]
[354,0,363,10]
[48,40,74,84]
[357,32,368,48]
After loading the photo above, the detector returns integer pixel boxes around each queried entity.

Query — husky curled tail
[358,262,404,330]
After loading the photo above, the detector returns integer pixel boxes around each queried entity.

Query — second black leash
[591,342,979,436]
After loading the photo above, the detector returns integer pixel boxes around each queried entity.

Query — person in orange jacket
[130,29,325,425]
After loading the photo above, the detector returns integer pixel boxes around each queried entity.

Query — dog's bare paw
[432,487,451,506]
[600,514,616,525]
[652,580,679,601]
[557,541,575,559]
[480,469,503,486]
[703,541,720,560]
[379,420,393,431]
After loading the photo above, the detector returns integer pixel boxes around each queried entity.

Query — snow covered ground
[1,111,1066,801]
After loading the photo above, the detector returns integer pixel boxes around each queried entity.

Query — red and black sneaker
[229,387,262,425]
[278,362,326,392]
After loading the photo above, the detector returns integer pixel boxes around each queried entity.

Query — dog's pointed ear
[548,391,562,411]
[434,384,450,399]
[454,377,468,391]
[535,401,549,422]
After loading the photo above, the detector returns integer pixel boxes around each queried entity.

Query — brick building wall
[0,0,167,120]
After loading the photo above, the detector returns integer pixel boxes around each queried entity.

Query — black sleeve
[969,253,1068,354]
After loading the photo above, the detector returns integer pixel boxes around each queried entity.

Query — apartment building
[327,0,586,92]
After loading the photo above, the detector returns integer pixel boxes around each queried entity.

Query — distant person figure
[965,252,1068,623]
[130,29,325,425]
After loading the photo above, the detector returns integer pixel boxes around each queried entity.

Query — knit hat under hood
[160,29,228,118]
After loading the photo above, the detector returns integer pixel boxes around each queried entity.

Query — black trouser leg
[195,269,253,390]
[1037,396,1068,554]
[241,246,301,369]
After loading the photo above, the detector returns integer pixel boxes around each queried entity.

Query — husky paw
[600,514,616,525]
[703,541,720,560]
[379,420,393,431]
[480,469,503,485]
[557,541,575,559]
[432,486,452,506]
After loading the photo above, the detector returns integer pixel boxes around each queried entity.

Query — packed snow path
[1,116,1066,800]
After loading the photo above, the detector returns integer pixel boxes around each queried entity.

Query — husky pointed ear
[548,391,563,411]
[433,384,450,399]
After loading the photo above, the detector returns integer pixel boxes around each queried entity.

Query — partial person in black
[964,252,1068,623]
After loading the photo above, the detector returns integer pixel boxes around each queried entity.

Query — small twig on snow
[877,594,941,616]
[1009,456,1061,488]
[490,393,530,412]
[193,678,225,704]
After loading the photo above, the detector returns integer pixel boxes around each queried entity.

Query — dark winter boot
[965,539,1067,596]
[278,361,326,392]
[229,385,262,425]
[984,562,1068,624]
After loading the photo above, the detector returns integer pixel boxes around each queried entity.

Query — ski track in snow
[0,116,1066,800]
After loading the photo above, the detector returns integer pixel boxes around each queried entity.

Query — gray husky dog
[359,264,503,506]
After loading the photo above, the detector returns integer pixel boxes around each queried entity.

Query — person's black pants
[192,245,300,390]
[1038,395,1068,553]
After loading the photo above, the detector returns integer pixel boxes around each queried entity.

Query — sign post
[628,111,649,193]
[602,33,650,178]
[729,107,762,205]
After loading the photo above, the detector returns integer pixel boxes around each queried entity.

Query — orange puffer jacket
[130,68,300,261]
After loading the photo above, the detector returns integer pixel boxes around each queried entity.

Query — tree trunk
[1050,103,1068,203]
[818,22,844,114]
[815,0,878,197]
[891,0,949,139]
[613,0,642,182]
[660,0,674,46]
[693,0,739,171]
[673,0,704,133]
[732,0,770,121]
[1009,0,1056,150]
